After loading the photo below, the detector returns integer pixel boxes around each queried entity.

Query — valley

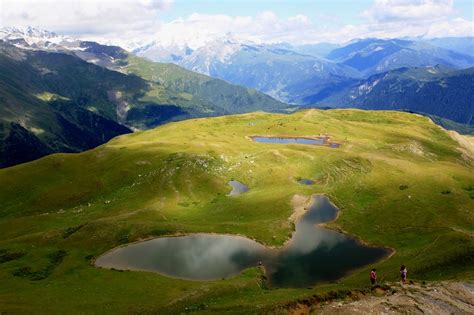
[135,36,474,123]
[0,36,288,167]
[1,28,472,170]
[1,3,473,312]
[0,109,472,313]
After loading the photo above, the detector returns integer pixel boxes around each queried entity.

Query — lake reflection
[95,195,388,287]
[95,234,267,280]
[264,196,386,287]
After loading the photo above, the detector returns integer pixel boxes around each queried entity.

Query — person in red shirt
[370,268,377,285]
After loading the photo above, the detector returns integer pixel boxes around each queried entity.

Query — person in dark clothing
[400,265,407,284]
[370,268,377,285]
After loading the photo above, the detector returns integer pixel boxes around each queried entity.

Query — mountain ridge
[133,34,474,109]
[314,65,474,125]
[1,26,473,166]
[0,30,290,167]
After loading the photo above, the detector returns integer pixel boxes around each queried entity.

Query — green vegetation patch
[12,250,67,281]
[34,91,70,102]
[0,249,25,264]
[0,109,472,313]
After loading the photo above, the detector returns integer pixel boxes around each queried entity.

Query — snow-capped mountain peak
[24,26,58,39]
[177,35,257,75]
[132,32,254,69]
[0,26,78,51]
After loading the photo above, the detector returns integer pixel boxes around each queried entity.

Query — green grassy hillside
[119,54,292,118]
[0,42,142,167]
[315,66,474,125]
[0,41,289,167]
[0,109,472,313]
[77,41,291,120]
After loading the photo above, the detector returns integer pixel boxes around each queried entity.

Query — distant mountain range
[316,65,474,125]
[133,36,359,104]
[0,27,288,167]
[0,27,472,167]
[325,38,474,76]
[425,37,474,57]
[134,36,474,112]
[172,36,359,104]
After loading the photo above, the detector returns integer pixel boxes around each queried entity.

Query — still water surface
[251,136,341,148]
[227,180,249,196]
[298,178,315,185]
[95,195,388,287]
[252,136,326,145]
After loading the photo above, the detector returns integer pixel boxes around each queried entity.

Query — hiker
[400,265,407,284]
[370,268,377,285]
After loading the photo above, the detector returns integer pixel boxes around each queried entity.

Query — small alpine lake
[251,136,340,148]
[298,178,315,185]
[227,180,249,196]
[95,195,389,288]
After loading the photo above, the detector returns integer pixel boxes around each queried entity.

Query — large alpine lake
[95,195,388,288]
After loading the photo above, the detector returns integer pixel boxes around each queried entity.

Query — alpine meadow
[0,0,473,314]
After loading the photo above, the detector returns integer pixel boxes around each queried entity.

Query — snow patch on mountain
[181,37,244,75]
[0,26,81,51]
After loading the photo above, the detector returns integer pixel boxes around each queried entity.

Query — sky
[1,0,473,48]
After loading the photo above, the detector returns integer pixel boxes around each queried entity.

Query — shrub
[12,249,67,281]
[0,249,25,263]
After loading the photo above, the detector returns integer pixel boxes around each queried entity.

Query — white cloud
[0,0,472,49]
[139,6,472,48]
[0,0,173,41]
[354,0,473,40]
[328,19,471,41]
[137,11,317,49]
[361,0,455,23]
